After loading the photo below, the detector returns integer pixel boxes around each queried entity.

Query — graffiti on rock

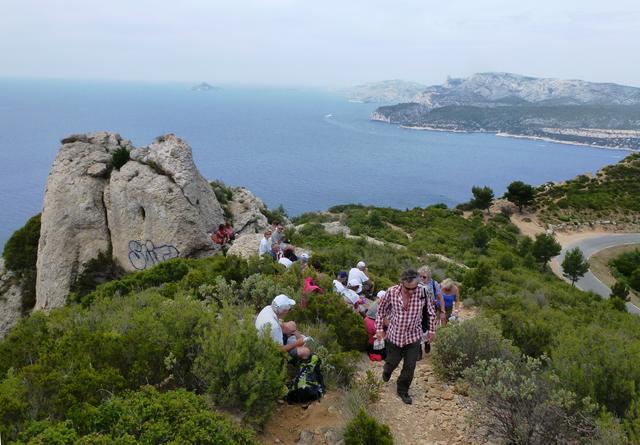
[128,240,180,270]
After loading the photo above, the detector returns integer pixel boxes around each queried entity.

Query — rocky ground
[260,307,486,445]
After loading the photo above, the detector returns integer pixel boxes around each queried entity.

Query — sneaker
[382,371,391,382]
[398,393,412,405]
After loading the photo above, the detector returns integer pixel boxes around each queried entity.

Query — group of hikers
[254,250,461,406]
[258,223,312,269]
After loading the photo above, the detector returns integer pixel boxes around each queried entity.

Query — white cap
[272,294,296,309]
[357,261,366,269]
[376,290,386,299]
[300,253,309,261]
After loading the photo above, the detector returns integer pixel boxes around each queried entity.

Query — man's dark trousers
[383,340,421,395]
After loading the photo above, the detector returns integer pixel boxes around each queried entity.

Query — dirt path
[368,306,487,445]
[260,307,484,445]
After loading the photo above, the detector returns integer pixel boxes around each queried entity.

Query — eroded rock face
[229,186,269,236]
[0,259,23,338]
[36,132,125,311]
[35,132,224,312]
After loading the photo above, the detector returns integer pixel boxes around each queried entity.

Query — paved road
[553,233,640,314]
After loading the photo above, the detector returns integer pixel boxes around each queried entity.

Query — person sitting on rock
[299,252,309,270]
[278,255,294,269]
[271,224,286,245]
[271,242,283,261]
[333,271,348,293]
[224,222,235,242]
[281,321,311,361]
[255,294,306,355]
[259,229,273,257]
[348,261,374,297]
[283,245,298,262]
[211,224,228,245]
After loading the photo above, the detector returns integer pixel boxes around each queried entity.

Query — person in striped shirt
[375,268,435,405]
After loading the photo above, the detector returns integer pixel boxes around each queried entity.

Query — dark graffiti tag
[128,240,180,270]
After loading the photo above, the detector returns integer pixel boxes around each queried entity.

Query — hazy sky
[2,0,640,87]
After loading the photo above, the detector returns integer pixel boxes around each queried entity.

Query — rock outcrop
[35,132,225,312]
[0,259,23,338]
[226,233,264,259]
[228,186,269,236]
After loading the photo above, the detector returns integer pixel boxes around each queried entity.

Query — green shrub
[210,181,234,220]
[288,292,368,352]
[15,387,257,445]
[344,370,384,417]
[193,305,287,427]
[110,147,130,170]
[82,258,190,305]
[69,248,124,301]
[432,317,516,381]
[464,357,598,444]
[301,321,361,388]
[2,213,41,312]
[463,261,492,291]
[239,273,296,311]
[552,324,640,417]
[343,409,393,445]
[3,214,40,273]
[497,253,515,270]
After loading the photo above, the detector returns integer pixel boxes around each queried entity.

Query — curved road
[553,233,640,314]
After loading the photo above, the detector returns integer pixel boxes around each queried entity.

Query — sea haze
[0,78,628,248]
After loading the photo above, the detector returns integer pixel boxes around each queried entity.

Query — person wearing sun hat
[255,294,304,354]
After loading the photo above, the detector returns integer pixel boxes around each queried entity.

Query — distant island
[192,82,219,91]
[365,73,640,150]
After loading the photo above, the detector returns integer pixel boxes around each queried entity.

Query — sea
[0,78,629,248]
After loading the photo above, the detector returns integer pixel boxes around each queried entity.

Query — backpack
[421,284,436,333]
[285,354,325,404]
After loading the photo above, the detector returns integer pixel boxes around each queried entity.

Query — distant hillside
[339,79,427,104]
[534,152,640,229]
[414,72,640,109]
[372,73,640,149]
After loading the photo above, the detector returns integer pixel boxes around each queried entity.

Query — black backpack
[285,354,325,404]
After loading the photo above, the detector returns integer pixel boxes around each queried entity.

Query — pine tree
[505,181,535,212]
[561,247,589,286]
[532,233,561,271]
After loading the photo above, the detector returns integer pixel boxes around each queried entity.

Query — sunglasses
[402,283,419,291]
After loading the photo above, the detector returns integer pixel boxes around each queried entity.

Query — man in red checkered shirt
[376,268,435,404]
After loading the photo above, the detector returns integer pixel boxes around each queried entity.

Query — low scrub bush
[464,357,599,445]
[552,324,640,418]
[193,305,287,427]
[432,317,516,381]
[343,409,393,445]
[14,387,257,445]
[302,321,361,388]
[288,292,368,352]
[110,147,130,170]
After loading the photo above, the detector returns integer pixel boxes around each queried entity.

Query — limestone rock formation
[226,233,264,259]
[0,259,23,338]
[229,186,269,236]
[35,132,225,312]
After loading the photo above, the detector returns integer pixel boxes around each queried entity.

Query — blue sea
[0,78,629,248]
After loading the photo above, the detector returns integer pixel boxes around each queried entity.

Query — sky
[2,0,640,87]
